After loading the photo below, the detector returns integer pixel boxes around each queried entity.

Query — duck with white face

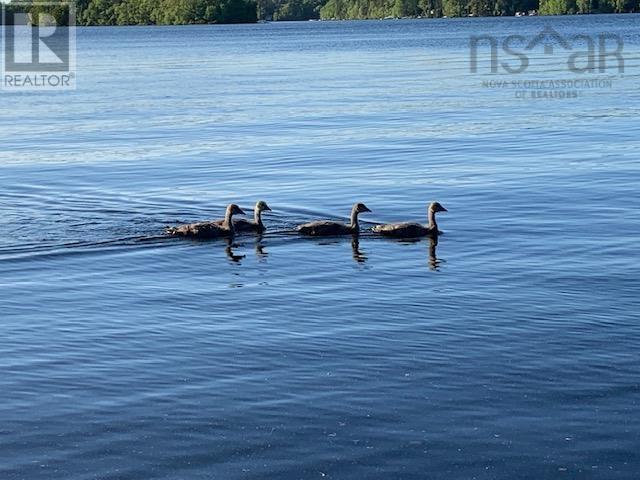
[372,202,447,238]
[167,203,246,239]
[215,200,272,234]
[297,202,372,236]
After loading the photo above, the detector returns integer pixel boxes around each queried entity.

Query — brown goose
[372,202,447,237]
[297,202,371,236]
[215,200,271,233]
[167,204,245,239]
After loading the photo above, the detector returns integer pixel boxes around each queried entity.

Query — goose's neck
[223,210,235,233]
[349,207,359,230]
[254,209,263,227]
[428,209,437,230]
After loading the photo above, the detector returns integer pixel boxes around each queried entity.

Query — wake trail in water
[0,202,402,263]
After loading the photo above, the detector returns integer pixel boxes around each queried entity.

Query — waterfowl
[167,203,245,239]
[297,202,371,236]
[372,202,447,238]
[215,200,271,233]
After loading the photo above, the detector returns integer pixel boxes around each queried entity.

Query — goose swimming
[215,200,271,233]
[167,203,245,239]
[297,202,371,236]
[372,202,447,237]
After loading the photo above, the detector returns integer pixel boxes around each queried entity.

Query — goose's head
[429,202,447,213]
[354,202,372,214]
[227,203,246,217]
[256,200,272,213]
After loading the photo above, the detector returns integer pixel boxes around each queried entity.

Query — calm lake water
[1,14,640,479]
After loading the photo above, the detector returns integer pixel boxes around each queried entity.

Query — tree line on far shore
[320,0,637,18]
[1,0,257,25]
[1,0,637,25]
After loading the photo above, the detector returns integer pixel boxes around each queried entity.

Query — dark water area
[1,15,639,479]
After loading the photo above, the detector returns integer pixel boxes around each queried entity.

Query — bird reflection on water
[172,230,442,269]
[375,235,441,271]
[299,235,370,265]
[351,237,367,264]
[255,236,268,261]
[224,238,246,263]
[223,237,269,263]
[428,236,441,271]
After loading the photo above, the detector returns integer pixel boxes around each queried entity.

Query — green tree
[82,0,121,25]
[442,0,465,15]
[539,0,567,13]
[575,0,592,12]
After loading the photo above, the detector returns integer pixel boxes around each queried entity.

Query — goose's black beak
[237,207,246,215]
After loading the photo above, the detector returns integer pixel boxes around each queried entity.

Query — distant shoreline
[1,1,637,27]
[84,11,636,27]
[304,11,638,21]
[9,11,636,27]
[80,11,640,26]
